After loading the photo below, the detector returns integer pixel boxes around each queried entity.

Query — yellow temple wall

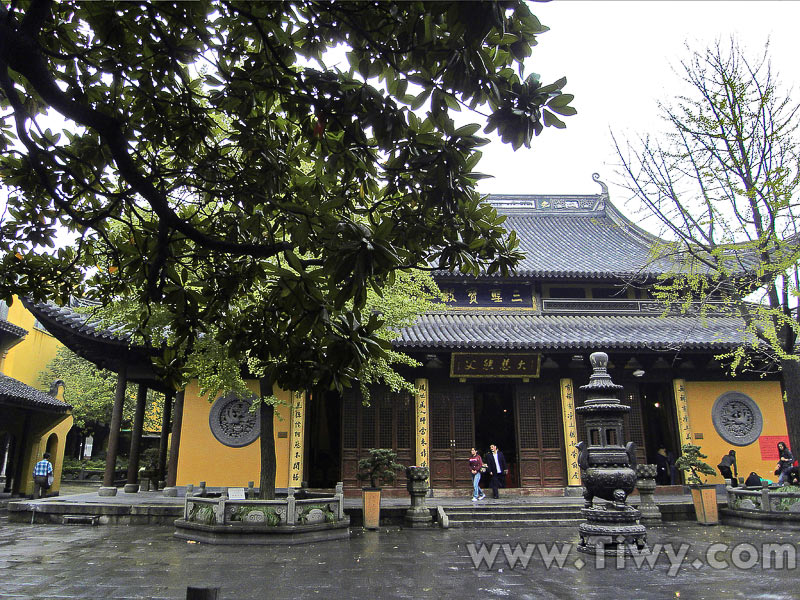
[176,380,292,488]
[2,298,62,386]
[684,380,789,484]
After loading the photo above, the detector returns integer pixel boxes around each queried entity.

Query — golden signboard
[289,391,305,486]
[560,378,582,487]
[414,378,429,468]
[450,353,541,379]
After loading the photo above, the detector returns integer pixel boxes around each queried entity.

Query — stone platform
[7,487,706,527]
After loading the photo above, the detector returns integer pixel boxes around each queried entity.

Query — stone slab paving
[0,513,797,600]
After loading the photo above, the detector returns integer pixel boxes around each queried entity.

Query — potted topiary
[357,448,404,529]
[675,443,718,525]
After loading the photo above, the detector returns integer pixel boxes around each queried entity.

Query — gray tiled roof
[395,312,746,351]
[20,298,173,394]
[439,193,679,280]
[487,194,670,279]
[0,374,70,412]
[22,299,133,345]
[0,319,27,338]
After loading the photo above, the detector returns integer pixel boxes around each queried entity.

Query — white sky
[475,0,800,215]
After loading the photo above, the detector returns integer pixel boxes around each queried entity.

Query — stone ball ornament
[712,391,763,446]
[209,392,261,448]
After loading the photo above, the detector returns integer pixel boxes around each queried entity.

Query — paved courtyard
[0,513,798,600]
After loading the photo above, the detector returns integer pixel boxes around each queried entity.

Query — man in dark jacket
[485,444,508,499]
[717,450,737,487]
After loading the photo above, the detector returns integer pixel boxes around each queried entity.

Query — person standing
[717,450,737,487]
[468,448,486,501]
[485,444,507,499]
[776,441,794,485]
[654,447,671,485]
[32,452,53,499]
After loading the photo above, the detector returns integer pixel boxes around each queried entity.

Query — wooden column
[414,378,430,468]
[125,384,148,492]
[10,414,30,495]
[101,367,127,494]
[288,391,306,487]
[560,378,582,488]
[672,379,693,447]
[157,390,173,486]
[165,389,185,490]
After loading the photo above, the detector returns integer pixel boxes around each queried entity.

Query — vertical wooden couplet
[288,391,305,487]
[414,378,429,468]
[672,379,693,447]
[559,378,581,487]
[103,367,128,488]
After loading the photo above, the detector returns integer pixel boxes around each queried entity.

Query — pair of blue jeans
[472,472,483,499]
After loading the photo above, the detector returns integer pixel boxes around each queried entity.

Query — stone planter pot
[362,487,381,530]
[174,484,349,545]
[690,484,718,525]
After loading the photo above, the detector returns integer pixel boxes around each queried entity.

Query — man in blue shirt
[32,452,53,499]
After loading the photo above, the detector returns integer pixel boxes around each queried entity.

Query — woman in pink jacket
[469,448,486,501]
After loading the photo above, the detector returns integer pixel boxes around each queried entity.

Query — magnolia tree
[0,1,575,496]
[614,39,800,451]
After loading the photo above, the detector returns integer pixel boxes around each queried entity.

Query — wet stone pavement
[0,514,797,600]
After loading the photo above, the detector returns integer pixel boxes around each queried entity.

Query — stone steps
[443,504,584,528]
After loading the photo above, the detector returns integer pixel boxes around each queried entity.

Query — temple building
[0,299,71,497]
[21,179,791,496]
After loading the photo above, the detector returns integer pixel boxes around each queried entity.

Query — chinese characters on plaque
[415,379,429,468]
[289,391,305,486]
[436,283,536,310]
[673,380,693,445]
[450,353,541,379]
[560,379,581,486]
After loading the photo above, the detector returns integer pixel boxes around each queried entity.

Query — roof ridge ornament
[592,173,609,199]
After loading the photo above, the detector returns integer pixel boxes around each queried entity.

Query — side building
[0,298,72,496]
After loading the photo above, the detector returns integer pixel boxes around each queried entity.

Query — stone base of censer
[578,501,648,556]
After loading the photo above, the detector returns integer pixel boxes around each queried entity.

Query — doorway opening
[305,390,341,489]
[640,382,680,470]
[474,383,517,487]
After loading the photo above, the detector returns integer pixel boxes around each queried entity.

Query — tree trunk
[780,359,800,455]
[259,380,276,499]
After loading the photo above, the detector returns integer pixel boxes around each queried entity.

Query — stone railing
[725,483,800,514]
[182,485,345,527]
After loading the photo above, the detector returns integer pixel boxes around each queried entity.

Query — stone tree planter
[723,481,800,530]
[174,484,349,545]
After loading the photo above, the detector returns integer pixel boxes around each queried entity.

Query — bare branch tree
[614,38,800,450]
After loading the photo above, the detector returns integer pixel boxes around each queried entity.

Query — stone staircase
[441,504,584,528]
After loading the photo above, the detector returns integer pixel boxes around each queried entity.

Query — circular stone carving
[712,391,763,446]
[209,393,260,447]
[244,511,266,523]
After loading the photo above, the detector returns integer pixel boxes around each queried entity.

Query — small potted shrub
[675,443,718,525]
[357,448,404,529]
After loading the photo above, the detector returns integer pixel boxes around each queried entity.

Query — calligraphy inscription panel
[450,353,541,379]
